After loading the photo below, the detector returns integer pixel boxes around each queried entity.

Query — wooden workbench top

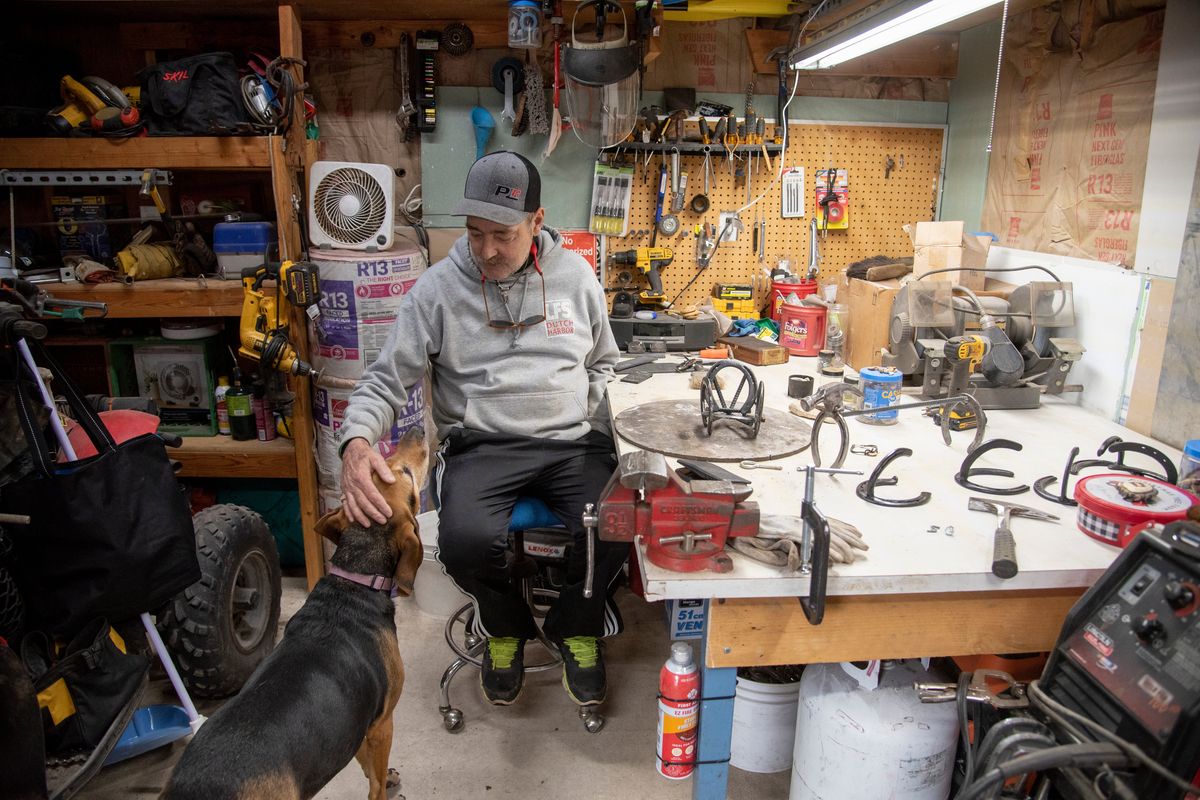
[606,357,1182,601]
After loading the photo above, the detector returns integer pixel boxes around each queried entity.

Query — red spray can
[657,642,700,779]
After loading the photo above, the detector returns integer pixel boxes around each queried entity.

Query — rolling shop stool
[438,497,605,734]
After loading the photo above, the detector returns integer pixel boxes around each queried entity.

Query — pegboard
[603,120,945,312]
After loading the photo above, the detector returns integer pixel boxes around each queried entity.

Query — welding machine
[1040,523,1200,797]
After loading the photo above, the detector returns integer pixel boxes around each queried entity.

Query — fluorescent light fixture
[792,0,1002,69]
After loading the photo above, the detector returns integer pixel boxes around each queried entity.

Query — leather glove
[729,513,869,569]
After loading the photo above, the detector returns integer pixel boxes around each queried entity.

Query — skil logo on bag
[162,70,189,82]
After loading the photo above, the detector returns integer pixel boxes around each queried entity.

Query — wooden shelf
[0,137,273,170]
[174,435,297,479]
[48,278,244,318]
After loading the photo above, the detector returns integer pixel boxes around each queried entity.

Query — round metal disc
[614,399,812,462]
[658,214,680,237]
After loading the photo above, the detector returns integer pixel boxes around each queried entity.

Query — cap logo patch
[494,185,523,200]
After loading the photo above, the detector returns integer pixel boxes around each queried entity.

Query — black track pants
[433,428,628,640]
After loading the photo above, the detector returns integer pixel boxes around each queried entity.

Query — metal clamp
[855,447,931,507]
[916,669,1029,709]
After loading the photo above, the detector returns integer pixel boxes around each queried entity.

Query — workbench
[605,356,1183,800]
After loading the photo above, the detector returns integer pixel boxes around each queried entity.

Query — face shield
[562,1,640,149]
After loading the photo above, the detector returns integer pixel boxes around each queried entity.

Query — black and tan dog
[161,427,429,800]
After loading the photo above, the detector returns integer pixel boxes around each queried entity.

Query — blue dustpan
[104,704,193,765]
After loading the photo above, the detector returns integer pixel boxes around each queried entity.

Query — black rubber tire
[157,504,281,699]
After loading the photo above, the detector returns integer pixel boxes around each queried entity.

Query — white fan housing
[308,161,395,251]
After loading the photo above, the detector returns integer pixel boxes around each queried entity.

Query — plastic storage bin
[213,220,275,280]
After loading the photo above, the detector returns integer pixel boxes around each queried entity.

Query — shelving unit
[0,136,275,170]
[6,5,324,587]
[50,279,245,317]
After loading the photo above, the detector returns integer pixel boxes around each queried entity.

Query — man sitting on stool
[337,151,626,707]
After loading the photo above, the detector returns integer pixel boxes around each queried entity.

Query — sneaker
[558,636,606,706]
[480,637,525,705]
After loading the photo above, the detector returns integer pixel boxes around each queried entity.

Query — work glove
[729,513,869,568]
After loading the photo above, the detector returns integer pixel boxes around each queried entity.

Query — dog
[161,427,428,800]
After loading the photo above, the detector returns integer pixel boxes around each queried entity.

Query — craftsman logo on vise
[494,185,523,200]
[162,70,189,82]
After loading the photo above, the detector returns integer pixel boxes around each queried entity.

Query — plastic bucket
[778,305,826,357]
[770,280,817,322]
[412,511,469,617]
[731,675,801,773]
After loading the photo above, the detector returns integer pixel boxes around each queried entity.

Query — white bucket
[412,511,469,617]
[730,674,802,773]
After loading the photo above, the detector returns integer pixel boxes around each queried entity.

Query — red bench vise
[596,450,759,573]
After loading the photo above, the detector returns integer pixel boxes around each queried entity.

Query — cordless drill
[937,334,989,427]
[239,260,320,376]
[609,247,673,307]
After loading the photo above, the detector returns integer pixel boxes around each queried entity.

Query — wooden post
[277,3,325,590]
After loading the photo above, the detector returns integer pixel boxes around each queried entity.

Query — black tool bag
[138,52,251,135]
[0,340,199,638]
[22,618,150,754]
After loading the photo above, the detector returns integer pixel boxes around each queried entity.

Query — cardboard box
[52,195,125,260]
[905,221,991,290]
[839,275,903,371]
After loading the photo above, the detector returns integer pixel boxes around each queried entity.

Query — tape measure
[1074,474,1199,548]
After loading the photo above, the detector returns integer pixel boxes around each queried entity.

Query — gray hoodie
[338,226,619,448]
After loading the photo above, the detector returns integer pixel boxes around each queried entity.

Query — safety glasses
[481,245,546,330]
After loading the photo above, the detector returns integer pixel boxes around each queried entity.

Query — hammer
[968,497,1060,579]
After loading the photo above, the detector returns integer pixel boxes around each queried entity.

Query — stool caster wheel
[579,706,605,733]
[442,707,464,732]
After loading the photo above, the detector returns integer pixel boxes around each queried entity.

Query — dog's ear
[315,508,349,547]
[391,515,423,597]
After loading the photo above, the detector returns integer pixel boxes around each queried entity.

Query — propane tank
[657,642,700,780]
[790,660,959,800]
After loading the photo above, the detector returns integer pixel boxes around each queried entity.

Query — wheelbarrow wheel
[158,504,281,699]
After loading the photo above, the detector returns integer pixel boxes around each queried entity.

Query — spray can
[214,376,232,435]
[252,383,276,442]
[657,642,700,780]
[226,379,256,441]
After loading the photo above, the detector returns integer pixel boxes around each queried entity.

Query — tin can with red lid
[1074,473,1199,548]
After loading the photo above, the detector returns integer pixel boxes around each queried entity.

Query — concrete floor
[77,576,791,800]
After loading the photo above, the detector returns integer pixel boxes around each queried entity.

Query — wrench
[740,460,782,470]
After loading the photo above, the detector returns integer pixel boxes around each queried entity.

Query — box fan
[308,161,395,250]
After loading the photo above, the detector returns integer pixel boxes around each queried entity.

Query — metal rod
[840,396,968,418]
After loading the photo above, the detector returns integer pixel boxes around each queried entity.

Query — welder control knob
[1164,580,1195,611]
[1133,615,1165,644]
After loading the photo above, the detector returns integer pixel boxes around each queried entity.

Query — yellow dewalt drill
[610,246,673,307]
[937,334,989,427]
[239,260,321,376]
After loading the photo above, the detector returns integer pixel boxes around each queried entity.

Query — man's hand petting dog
[342,437,396,527]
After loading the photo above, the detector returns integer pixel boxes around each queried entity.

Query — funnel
[470,105,495,161]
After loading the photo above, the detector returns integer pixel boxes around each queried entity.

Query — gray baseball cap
[452,151,542,226]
